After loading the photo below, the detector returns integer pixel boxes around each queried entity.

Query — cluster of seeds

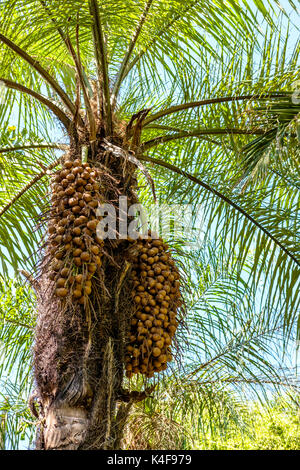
[125,234,181,378]
[48,158,104,305]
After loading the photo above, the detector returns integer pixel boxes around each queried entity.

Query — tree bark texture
[32,141,140,449]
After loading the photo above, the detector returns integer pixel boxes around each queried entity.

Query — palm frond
[139,153,300,267]
[142,93,290,128]
[240,94,300,180]
[0,33,75,115]
[89,0,112,134]
[111,0,154,108]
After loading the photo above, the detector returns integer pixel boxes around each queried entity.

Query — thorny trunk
[34,271,130,450]
[31,139,141,450]
[30,126,182,449]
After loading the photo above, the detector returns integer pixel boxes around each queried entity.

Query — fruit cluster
[48,158,103,305]
[125,235,181,378]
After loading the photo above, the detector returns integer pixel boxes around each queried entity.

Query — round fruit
[81,252,90,262]
[56,287,68,298]
[87,220,98,231]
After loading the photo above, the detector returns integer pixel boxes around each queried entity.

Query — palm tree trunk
[32,143,138,450]
[34,266,128,450]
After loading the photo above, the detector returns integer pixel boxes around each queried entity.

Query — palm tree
[0,0,299,450]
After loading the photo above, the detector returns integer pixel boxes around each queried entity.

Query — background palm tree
[0,0,299,450]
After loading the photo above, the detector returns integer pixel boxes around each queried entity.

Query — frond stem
[0,78,72,129]
[38,0,89,130]
[142,93,289,127]
[0,33,76,115]
[139,154,300,266]
[0,158,61,218]
[88,0,112,135]
[0,143,68,154]
[122,0,201,81]
[111,0,154,109]
[141,128,266,152]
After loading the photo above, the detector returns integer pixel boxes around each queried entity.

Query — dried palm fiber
[33,143,143,450]
[125,232,182,378]
[32,129,183,449]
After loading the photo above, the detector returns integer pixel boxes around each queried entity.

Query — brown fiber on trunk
[32,141,143,450]
[30,116,183,449]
